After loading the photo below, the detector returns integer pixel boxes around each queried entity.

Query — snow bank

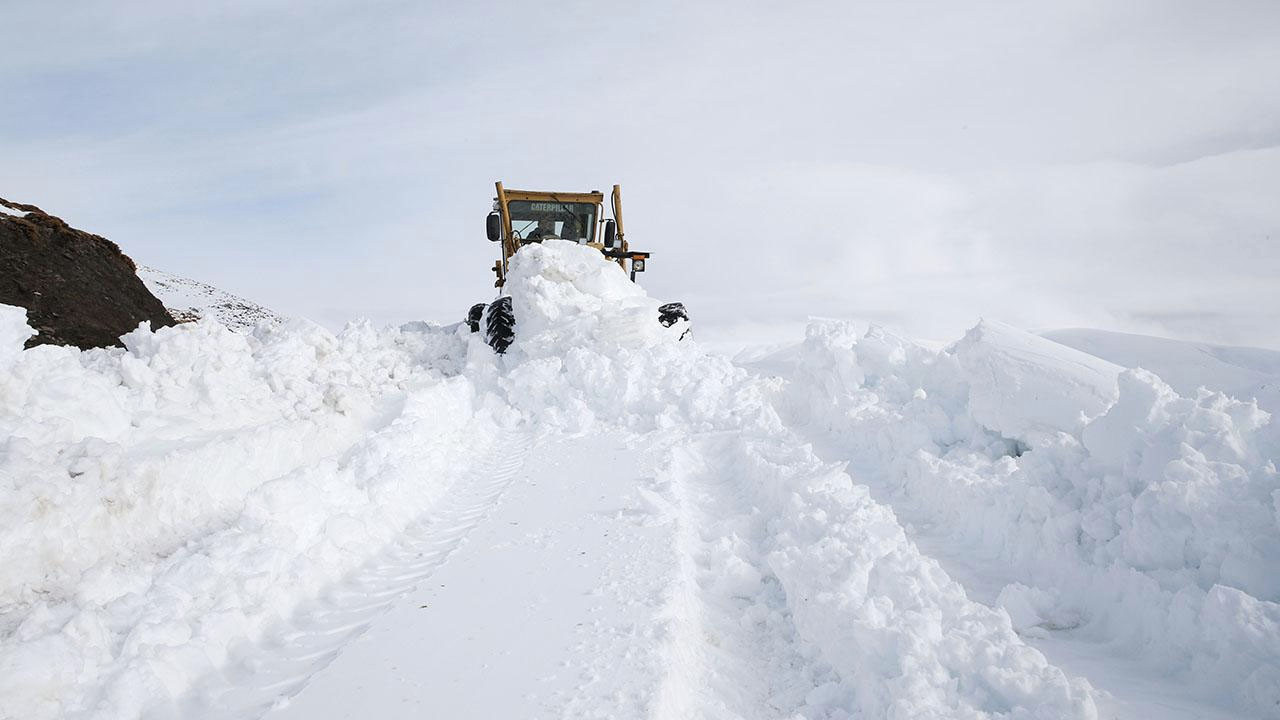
[1083,368,1277,596]
[773,318,1280,717]
[666,436,1096,719]
[0,306,488,718]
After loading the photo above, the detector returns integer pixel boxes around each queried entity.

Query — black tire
[658,301,690,341]
[658,302,688,328]
[466,303,486,333]
[485,296,515,353]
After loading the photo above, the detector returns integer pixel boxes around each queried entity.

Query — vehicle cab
[485,182,650,287]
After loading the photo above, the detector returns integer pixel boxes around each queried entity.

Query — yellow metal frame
[501,189,605,204]
[611,184,626,253]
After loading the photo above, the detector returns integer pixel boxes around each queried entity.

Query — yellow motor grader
[466,181,688,352]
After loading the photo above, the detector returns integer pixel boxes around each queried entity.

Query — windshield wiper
[547,194,584,239]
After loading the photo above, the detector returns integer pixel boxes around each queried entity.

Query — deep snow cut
[2,241,1274,719]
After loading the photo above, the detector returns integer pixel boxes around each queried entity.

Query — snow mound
[772,318,1280,718]
[137,265,283,331]
[956,319,1122,443]
[666,436,1095,719]
[0,307,477,718]
[1082,368,1277,596]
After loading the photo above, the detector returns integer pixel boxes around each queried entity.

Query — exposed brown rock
[0,197,175,349]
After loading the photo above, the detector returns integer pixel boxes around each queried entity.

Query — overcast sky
[3,0,1278,349]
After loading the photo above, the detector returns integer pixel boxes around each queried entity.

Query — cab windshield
[508,200,597,243]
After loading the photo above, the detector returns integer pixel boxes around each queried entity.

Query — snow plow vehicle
[466,181,688,353]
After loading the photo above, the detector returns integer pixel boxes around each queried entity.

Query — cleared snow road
[176,431,843,720]
[214,434,679,719]
[158,430,533,719]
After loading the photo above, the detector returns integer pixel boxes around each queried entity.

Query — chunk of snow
[954,319,1122,443]
[0,304,36,366]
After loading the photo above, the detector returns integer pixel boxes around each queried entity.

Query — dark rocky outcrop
[0,197,175,349]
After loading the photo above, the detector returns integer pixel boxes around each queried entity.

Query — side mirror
[602,219,616,248]
[486,212,502,242]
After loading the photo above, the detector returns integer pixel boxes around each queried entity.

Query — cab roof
[497,189,605,204]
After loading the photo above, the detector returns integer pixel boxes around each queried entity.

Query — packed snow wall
[766,317,1280,717]
[0,307,490,717]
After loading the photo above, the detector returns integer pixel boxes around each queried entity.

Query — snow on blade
[502,240,677,353]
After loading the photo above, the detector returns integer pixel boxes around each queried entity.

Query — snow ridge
[767,317,1280,718]
[0,315,481,718]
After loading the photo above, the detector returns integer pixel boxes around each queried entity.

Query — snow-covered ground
[1042,327,1280,415]
[746,319,1279,719]
[1,241,1276,719]
[138,265,285,331]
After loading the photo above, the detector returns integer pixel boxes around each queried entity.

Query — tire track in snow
[161,430,534,720]
[650,432,836,719]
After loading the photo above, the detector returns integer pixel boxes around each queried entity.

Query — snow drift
[1043,326,1280,414]
[4,239,1273,719]
[0,309,487,718]
[765,317,1280,718]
